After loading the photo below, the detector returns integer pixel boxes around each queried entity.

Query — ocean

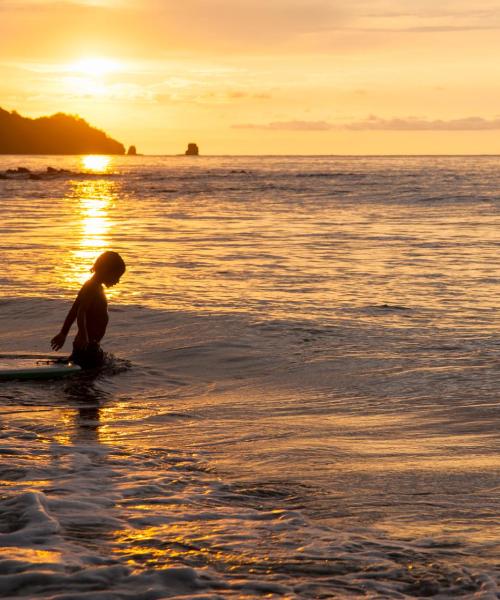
[0,155,498,599]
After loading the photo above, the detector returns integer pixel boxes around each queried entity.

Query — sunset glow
[2,1,500,153]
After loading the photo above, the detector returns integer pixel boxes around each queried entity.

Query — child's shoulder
[77,278,102,299]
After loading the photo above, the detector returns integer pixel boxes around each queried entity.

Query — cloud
[345,116,500,130]
[152,0,343,37]
[349,0,500,20]
[3,0,500,62]
[233,120,334,131]
[337,0,500,35]
[355,25,500,33]
[0,0,123,6]
[0,0,345,59]
[233,116,500,132]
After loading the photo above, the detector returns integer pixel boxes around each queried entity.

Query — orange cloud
[234,116,500,131]
[233,120,333,131]
[345,116,500,130]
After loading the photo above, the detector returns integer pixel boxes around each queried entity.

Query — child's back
[77,278,109,343]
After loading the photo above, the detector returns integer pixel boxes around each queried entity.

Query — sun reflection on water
[59,179,119,297]
[81,155,111,173]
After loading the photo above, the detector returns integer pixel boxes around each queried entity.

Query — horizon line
[2,153,500,158]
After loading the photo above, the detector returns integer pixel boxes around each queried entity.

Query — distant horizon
[2,152,500,158]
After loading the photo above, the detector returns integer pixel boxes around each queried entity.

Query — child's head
[91,251,126,287]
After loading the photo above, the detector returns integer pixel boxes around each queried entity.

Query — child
[51,251,126,368]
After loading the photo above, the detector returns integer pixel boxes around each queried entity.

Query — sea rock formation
[0,107,125,155]
[185,143,199,156]
[127,145,137,155]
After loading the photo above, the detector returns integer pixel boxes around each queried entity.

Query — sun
[69,57,120,77]
[62,57,121,98]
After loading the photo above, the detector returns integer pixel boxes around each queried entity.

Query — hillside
[0,108,125,154]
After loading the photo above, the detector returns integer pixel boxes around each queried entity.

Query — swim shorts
[70,341,105,369]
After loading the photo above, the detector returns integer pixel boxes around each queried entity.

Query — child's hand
[50,332,66,351]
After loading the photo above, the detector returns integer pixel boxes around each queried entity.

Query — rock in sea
[185,143,199,156]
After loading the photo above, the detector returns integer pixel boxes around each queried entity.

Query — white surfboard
[0,356,82,380]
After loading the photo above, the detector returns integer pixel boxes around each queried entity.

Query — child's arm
[50,296,80,350]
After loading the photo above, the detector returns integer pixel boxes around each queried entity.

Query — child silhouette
[51,251,126,368]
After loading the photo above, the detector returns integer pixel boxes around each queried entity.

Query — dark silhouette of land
[185,143,199,156]
[0,107,125,154]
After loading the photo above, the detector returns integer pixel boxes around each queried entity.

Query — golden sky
[2,0,500,154]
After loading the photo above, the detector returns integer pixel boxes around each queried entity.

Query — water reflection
[51,376,109,446]
[81,155,111,173]
[61,179,117,292]
[67,379,105,445]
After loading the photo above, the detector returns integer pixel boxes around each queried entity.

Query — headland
[0,107,125,155]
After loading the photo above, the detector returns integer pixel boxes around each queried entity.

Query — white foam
[0,492,60,546]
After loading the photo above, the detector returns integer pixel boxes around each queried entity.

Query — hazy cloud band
[233,116,500,131]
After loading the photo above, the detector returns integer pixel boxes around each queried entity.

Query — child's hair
[91,251,126,275]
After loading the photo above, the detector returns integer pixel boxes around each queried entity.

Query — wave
[0,416,496,599]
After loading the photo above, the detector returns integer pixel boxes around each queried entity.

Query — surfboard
[0,356,82,380]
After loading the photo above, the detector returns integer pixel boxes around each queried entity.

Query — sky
[2,0,500,154]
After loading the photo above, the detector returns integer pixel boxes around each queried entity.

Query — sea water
[0,155,498,598]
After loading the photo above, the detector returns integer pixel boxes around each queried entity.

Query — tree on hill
[0,108,125,154]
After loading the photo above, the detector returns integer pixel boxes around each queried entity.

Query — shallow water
[0,155,499,598]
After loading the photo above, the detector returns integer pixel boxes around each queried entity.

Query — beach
[0,155,499,598]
